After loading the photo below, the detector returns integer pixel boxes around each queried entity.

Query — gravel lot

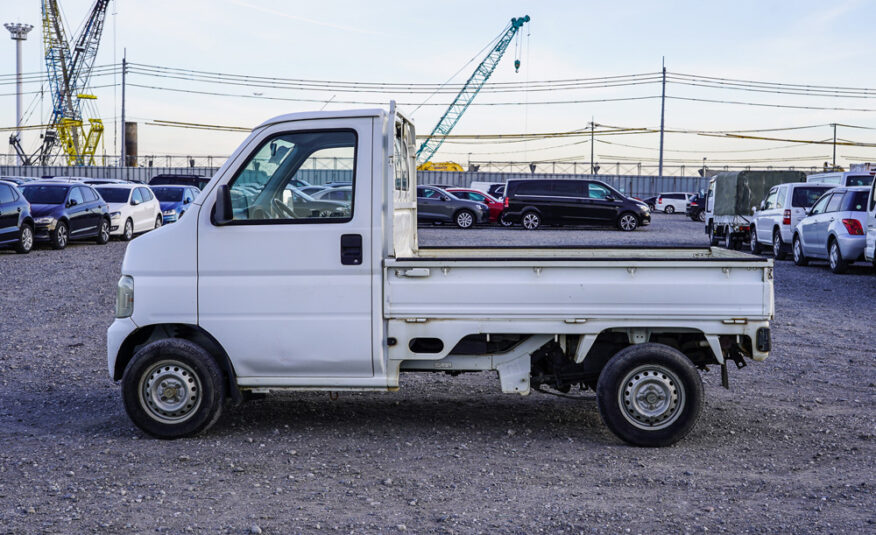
[1,213,873,534]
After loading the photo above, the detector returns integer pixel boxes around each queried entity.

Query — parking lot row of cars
[0,174,204,253]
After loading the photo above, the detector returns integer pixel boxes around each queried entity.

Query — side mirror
[212,184,233,225]
[67,199,77,207]
[130,199,140,206]
[759,201,766,210]
[184,198,191,204]
[442,196,451,202]
[605,195,616,202]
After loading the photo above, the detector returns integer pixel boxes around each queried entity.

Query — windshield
[152,187,184,202]
[21,185,68,204]
[95,188,130,203]
[792,187,833,208]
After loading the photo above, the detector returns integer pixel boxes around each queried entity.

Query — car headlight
[35,216,55,224]
[163,209,177,216]
[110,211,121,219]
[115,275,134,318]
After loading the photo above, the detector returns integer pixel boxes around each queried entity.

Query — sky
[2,0,876,172]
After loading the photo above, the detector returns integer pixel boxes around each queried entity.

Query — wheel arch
[113,323,241,402]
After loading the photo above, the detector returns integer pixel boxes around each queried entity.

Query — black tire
[521,211,541,230]
[121,219,134,241]
[95,218,110,244]
[749,227,763,254]
[50,221,68,250]
[155,215,163,229]
[648,203,656,212]
[498,211,514,227]
[723,230,737,250]
[792,234,809,266]
[828,238,848,274]
[617,212,639,232]
[454,209,475,229]
[772,230,787,260]
[708,223,720,246]
[696,210,706,223]
[664,205,675,214]
[122,338,226,439]
[596,343,704,447]
[15,223,33,254]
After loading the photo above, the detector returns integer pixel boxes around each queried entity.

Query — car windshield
[791,187,832,208]
[95,188,130,203]
[21,185,68,204]
[152,187,184,202]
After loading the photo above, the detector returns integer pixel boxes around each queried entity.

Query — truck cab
[109,104,774,447]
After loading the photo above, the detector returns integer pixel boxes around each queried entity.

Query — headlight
[110,211,121,219]
[115,275,134,318]
[35,216,55,224]
[163,209,177,216]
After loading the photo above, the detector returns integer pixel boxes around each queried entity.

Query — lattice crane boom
[416,15,529,165]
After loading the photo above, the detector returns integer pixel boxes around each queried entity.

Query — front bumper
[33,223,54,241]
[107,317,138,379]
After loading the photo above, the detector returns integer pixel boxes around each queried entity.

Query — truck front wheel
[122,338,226,439]
[596,343,703,447]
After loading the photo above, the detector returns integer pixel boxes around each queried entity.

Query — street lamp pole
[4,22,34,165]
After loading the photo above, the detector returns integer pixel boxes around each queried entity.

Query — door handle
[398,268,430,278]
[340,234,362,265]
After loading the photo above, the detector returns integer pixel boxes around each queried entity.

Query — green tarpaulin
[712,171,807,216]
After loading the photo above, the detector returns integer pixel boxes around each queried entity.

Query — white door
[197,119,373,378]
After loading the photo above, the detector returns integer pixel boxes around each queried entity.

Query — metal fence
[1,164,707,197]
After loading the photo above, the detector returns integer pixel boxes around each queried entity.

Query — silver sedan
[792,186,870,274]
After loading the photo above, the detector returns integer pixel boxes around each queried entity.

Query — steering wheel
[272,197,297,219]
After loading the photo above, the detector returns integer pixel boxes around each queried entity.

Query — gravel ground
[0,215,874,534]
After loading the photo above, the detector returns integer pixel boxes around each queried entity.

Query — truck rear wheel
[596,343,703,447]
[122,338,226,439]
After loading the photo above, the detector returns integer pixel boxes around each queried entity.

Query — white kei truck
[108,104,775,447]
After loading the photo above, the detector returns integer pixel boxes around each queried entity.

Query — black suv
[686,193,706,222]
[149,174,211,190]
[503,179,651,231]
[19,182,111,249]
[0,181,34,253]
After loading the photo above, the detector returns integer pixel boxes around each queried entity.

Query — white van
[866,177,876,266]
[750,182,834,258]
[806,171,874,187]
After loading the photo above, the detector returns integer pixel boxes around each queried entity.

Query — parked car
[655,192,694,214]
[83,178,127,186]
[0,176,35,186]
[0,181,33,253]
[416,185,490,229]
[445,187,506,224]
[149,174,212,190]
[469,181,505,199]
[151,186,201,224]
[685,193,706,222]
[749,182,834,258]
[643,196,658,211]
[805,171,874,187]
[298,185,328,196]
[280,186,350,219]
[792,186,871,274]
[95,184,163,240]
[311,185,352,204]
[19,182,110,249]
[324,181,352,188]
[866,178,876,267]
[503,179,650,231]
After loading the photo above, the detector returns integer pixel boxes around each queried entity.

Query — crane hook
[514,59,521,73]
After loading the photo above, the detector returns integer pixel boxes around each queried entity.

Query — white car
[310,185,352,203]
[750,182,834,259]
[94,184,163,240]
[865,178,876,266]
[655,192,694,214]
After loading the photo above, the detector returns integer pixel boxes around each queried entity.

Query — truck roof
[256,108,387,130]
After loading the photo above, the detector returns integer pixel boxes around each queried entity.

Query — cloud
[227,0,384,36]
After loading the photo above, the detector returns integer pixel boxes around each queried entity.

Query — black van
[503,179,651,231]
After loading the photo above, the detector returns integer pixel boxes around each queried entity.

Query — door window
[763,189,778,210]
[514,181,551,196]
[227,130,356,223]
[553,181,584,197]
[68,187,85,205]
[81,187,99,202]
[466,192,486,202]
[586,183,612,200]
[809,194,831,215]
[826,193,843,213]
[419,187,443,199]
[775,186,787,209]
[0,184,13,204]
[131,188,144,204]
[139,188,154,201]
[393,135,409,191]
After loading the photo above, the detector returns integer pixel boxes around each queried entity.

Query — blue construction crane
[416,15,529,165]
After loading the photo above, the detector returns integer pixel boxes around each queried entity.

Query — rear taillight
[782,209,791,225]
[504,197,509,208]
[842,219,864,235]
[658,198,663,204]
[691,202,698,207]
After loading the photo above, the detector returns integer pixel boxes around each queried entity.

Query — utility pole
[590,119,595,175]
[658,57,666,179]
[5,23,34,165]
[120,50,127,167]
[831,123,837,170]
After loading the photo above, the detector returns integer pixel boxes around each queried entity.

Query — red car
[446,188,507,225]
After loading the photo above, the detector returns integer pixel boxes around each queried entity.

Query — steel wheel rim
[457,212,473,228]
[58,225,67,247]
[125,221,133,239]
[620,214,636,231]
[21,227,33,250]
[523,213,539,229]
[138,360,202,424]
[618,364,685,430]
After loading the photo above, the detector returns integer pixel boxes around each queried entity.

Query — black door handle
[340,234,362,265]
